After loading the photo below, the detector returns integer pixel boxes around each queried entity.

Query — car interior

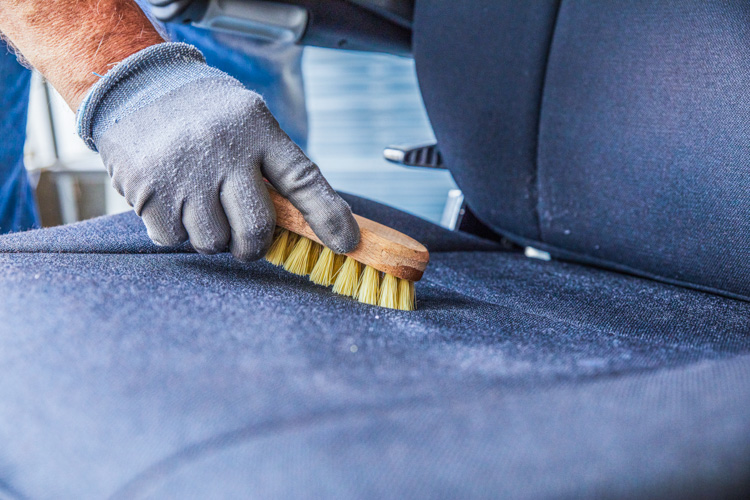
[1,0,749,497]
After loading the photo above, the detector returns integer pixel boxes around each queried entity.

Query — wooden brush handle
[267,188,429,281]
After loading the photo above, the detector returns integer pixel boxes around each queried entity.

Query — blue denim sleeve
[0,42,40,233]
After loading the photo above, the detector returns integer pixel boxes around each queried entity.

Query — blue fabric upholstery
[414,0,560,242]
[1,194,749,497]
[414,0,750,301]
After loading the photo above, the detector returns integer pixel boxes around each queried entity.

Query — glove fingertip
[333,217,361,254]
[228,221,276,262]
[311,204,361,254]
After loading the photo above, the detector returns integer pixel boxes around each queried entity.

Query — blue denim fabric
[0,43,40,234]
[0,194,749,497]
[414,0,750,302]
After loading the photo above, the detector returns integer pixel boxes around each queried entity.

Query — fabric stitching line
[109,396,434,499]
[111,350,750,499]
[0,240,505,256]
[532,0,563,243]
[0,478,27,500]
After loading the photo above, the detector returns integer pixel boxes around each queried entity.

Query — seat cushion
[414,0,750,302]
[1,194,749,497]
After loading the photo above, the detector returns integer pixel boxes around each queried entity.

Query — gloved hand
[77,43,360,260]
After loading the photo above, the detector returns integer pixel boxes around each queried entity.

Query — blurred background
[23,47,459,229]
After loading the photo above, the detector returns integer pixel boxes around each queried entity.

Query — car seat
[415,0,750,302]
[0,0,748,497]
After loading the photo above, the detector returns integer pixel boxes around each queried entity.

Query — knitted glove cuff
[76,42,239,152]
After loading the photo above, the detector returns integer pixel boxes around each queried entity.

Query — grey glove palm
[77,43,359,260]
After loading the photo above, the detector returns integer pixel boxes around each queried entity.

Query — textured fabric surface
[79,42,359,259]
[1,195,749,498]
[414,0,560,241]
[0,42,40,234]
[414,0,750,302]
[538,0,750,300]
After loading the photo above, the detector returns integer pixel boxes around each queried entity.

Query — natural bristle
[378,273,399,309]
[308,241,323,273]
[356,266,381,306]
[265,229,291,266]
[309,246,336,286]
[332,257,361,298]
[266,227,418,311]
[284,233,300,260]
[397,278,416,311]
[333,253,346,277]
[284,237,314,276]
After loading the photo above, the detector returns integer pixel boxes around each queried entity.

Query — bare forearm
[0,0,164,109]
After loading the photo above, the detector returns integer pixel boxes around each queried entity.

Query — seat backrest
[414,0,750,301]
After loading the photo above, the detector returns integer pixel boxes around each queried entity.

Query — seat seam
[109,397,433,499]
[532,0,563,243]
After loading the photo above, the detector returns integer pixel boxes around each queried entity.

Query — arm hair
[0,0,165,109]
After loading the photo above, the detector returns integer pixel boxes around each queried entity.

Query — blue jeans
[0,48,40,234]
[0,29,306,235]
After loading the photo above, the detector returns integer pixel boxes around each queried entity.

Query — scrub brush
[264,188,429,310]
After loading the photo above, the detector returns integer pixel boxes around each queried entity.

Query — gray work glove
[77,42,359,260]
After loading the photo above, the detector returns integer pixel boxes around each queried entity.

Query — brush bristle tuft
[356,266,381,306]
[397,278,416,311]
[284,237,314,276]
[265,229,290,266]
[267,228,417,311]
[332,257,361,297]
[333,253,346,277]
[281,232,299,263]
[307,241,323,274]
[309,246,336,286]
[377,273,399,309]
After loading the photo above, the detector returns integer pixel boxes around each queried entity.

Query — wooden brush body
[268,189,429,281]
